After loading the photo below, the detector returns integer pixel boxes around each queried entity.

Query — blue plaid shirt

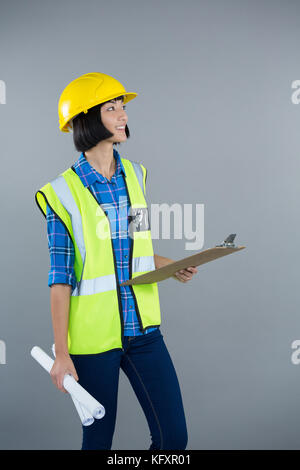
[46,148,158,337]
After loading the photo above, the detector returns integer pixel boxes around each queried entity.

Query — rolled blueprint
[70,393,94,426]
[51,344,94,427]
[31,346,105,420]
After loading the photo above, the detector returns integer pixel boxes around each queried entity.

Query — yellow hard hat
[58,72,138,133]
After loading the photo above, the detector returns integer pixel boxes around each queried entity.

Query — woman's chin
[114,137,127,143]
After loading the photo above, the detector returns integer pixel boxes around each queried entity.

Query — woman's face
[100,98,128,143]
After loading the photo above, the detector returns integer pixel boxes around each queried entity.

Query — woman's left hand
[172,266,198,283]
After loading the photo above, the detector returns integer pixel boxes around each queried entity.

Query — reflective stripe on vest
[51,175,86,269]
[131,160,145,197]
[71,255,155,297]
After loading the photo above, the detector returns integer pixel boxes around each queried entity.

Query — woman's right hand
[50,353,79,393]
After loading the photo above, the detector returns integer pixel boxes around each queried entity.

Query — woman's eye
[107,105,127,111]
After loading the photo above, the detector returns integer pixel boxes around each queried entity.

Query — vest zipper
[110,230,125,350]
[123,178,146,334]
[129,234,146,334]
[83,182,125,351]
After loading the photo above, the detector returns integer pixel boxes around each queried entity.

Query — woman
[35,72,198,450]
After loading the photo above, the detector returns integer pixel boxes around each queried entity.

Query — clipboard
[120,234,245,286]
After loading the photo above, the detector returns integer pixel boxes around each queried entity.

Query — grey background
[0,0,299,450]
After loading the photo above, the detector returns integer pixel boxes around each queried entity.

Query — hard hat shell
[58,72,138,133]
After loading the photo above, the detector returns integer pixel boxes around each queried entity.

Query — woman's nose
[118,111,127,122]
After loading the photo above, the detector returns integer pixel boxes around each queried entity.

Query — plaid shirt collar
[72,148,126,188]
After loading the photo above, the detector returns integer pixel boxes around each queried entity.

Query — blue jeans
[70,328,188,450]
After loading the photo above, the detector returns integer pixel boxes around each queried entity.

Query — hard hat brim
[60,91,138,133]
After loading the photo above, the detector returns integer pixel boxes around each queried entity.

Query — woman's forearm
[50,284,72,356]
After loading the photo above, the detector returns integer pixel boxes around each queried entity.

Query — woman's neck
[84,143,116,179]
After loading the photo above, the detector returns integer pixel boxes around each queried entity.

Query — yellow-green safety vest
[35,157,161,354]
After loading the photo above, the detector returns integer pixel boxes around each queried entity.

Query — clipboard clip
[215,233,237,248]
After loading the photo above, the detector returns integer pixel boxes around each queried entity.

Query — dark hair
[72,95,130,152]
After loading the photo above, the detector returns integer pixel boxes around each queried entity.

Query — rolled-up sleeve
[46,204,77,294]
